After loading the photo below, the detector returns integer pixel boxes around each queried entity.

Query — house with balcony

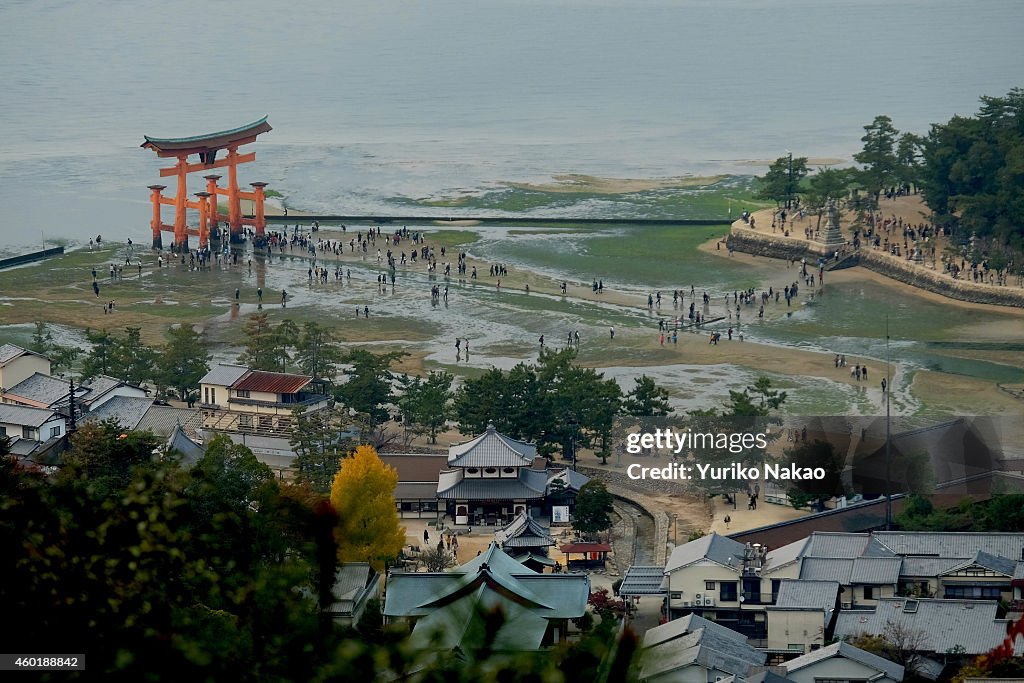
[198,363,329,436]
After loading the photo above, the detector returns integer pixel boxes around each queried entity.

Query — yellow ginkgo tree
[329,444,406,571]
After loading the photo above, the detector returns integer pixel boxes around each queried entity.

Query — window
[0,425,6,436]
[771,578,782,604]
[210,388,217,405]
[670,592,682,600]
[502,467,515,474]
[484,467,497,474]
[238,414,252,428]
[705,581,715,590]
[22,426,37,440]
[944,585,1004,600]
[236,389,251,398]
[49,426,61,439]
[863,585,875,600]
[720,581,738,602]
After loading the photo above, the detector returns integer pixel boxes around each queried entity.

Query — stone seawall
[728,228,1024,308]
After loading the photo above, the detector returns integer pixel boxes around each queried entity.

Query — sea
[0,0,1022,256]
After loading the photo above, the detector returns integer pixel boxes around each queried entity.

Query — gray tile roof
[666,532,745,572]
[199,363,249,387]
[83,375,124,402]
[394,482,440,500]
[1014,562,1024,581]
[834,598,1009,654]
[640,618,766,680]
[803,532,896,559]
[800,557,854,584]
[494,512,555,548]
[84,396,154,430]
[447,424,537,468]
[548,467,589,493]
[4,372,76,407]
[873,532,1024,560]
[436,468,547,500]
[764,538,807,573]
[772,580,840,614]
[851,557,904,584]
[0,403,60,428]
[944,551,1017,577]
[166,425,206,465]
[643,613,749,648]
[784,641,904,681]
[135,405,204,437]
[0,343,30,365]
[619,565,668,596]
[898,557,964,578]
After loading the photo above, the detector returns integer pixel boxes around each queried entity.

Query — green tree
[621,375,674,417]
[335,350,406,426]
[397,371,455,444]
[109,326,158,386]
[756,155,809,208]
[80,328,115,380]
[237,312,280,371]
[290,405,356,493]
[804,167,853,230]
[295,321,343,382]
[573,479,615,539]
[157,324,211,404]
[855,114,901,204]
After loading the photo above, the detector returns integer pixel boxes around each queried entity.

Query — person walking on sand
[609,326,615,340]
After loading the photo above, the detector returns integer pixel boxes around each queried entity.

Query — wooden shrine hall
[141,117,272,251]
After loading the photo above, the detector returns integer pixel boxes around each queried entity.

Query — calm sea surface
[0,0,1022,254]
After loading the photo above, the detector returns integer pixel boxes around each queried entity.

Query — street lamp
[786,150,794,210]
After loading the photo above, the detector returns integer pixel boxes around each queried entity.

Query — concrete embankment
[727,228,1024,308]
[0,246,65,270]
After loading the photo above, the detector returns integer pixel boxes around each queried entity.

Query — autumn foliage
[329,444,406,571]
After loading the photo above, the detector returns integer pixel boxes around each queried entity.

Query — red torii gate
[141,117,272,251]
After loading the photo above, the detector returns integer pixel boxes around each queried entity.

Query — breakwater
[727,227,1024,308]
[0,246,64,271]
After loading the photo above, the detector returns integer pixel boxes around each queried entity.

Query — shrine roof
[141,116,271,154]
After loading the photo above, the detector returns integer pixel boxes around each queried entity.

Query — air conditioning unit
[705,598,714,606]
[695,593,702,601]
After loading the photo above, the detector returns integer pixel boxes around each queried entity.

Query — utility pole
[787,151,794,209]
[885,315,892,530]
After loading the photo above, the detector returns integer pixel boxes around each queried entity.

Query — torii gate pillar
[148,185,166,250]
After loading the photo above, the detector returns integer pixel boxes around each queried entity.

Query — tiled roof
[942,551,1017,577]
[547,467,589,493]
[834,598,1009,654]
[199,363,249,387]
[803,532,895,559]
[640,619,766,680]
[619,565,668,596]
[135,405,204,437]
[84,396,154,430]
[4,372,77,407]
[899,557,968,578]
[772,580,840,615]
[83,375,124,402]
[642,613,749,648]
[394,482,440,500]
[495,512,554,548]
[232,370,310,394]
[851,556,904,584]
[764,538,807,573]
[436,468,547,500]
[784,642,904,681]
[447,424,537,468]
[666,533,745,573]
[384,542,588,651]
[0,404,60,428]
[560,542,611,554]
[873,532,1024,559]
[0,343,45,366]
[379,454,447,483]
[166,424,206,465]
[799,558,853,584]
